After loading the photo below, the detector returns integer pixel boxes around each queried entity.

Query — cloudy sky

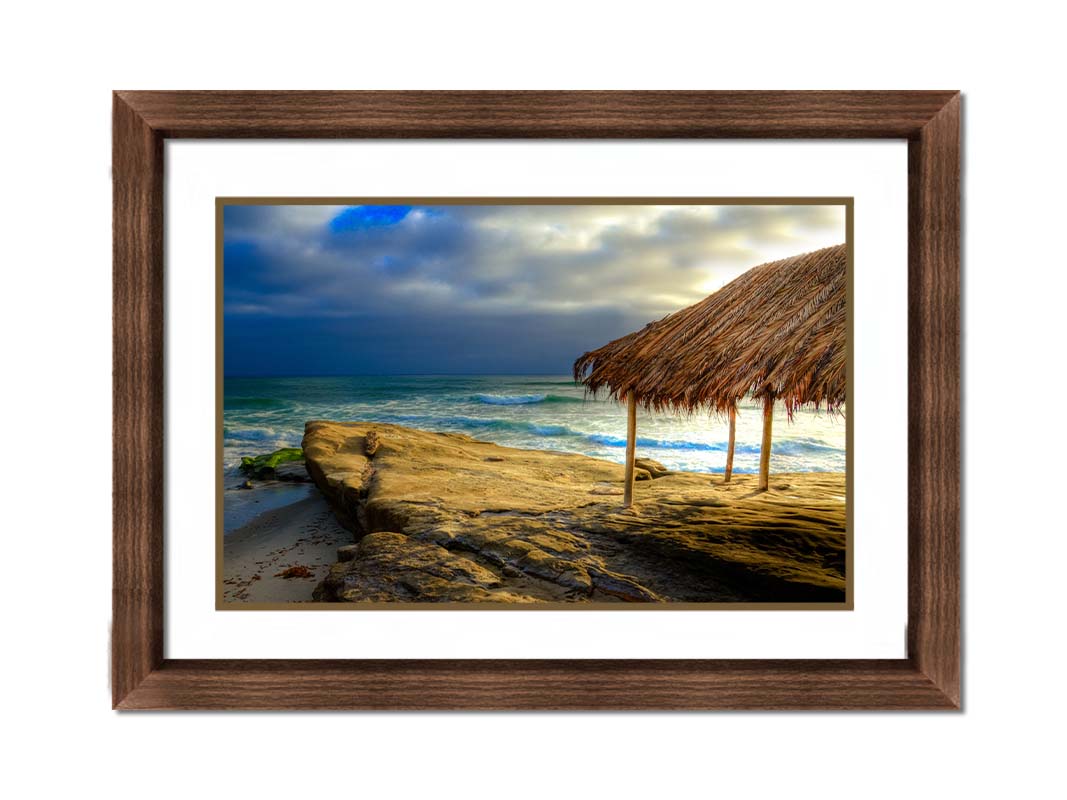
[223,203,845,376]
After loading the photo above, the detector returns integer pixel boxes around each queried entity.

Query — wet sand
[222,487,353,604]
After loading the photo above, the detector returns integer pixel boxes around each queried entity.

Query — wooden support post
[623,393,637,507]
[724,404,737,483]
[758,395,774,491]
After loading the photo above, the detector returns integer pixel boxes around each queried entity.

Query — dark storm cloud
[223,203,845,375]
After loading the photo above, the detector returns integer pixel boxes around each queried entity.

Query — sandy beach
[222,485,352,603]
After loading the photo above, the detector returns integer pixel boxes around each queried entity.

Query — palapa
[573,243,846,504]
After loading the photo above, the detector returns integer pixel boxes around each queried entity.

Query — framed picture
[218,196,852,610]
[114,91,960,709]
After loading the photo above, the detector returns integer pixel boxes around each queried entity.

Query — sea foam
[472,393,583,405]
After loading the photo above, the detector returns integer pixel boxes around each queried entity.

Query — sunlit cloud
[223,203,846,376]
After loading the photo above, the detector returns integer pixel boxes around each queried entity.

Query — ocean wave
[223,426,293,443]
[528,423,574,436]
[585,433,729,451]
[344,414,844,459]
[584,432,840,455]
[223,410,842,473]
[442,416,581,437]
[376,414,583,439]
[773,438,842,455]
[224,396,290,410]
[472,393,546,405]
[471,393,583,405]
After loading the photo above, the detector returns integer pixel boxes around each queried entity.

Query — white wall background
[1,1,1062,797]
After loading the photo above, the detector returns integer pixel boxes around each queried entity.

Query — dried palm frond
[573,244,846,418]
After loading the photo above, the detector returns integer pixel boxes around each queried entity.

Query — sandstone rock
[635,458,670,478]
[274,461,311,482]
[336,544,360,562]
[588,566,662,602]
[589,485,623,495]
[315,532,539,603]
[303,421,847,604]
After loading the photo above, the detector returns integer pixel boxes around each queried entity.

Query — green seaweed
[239,447,304,478]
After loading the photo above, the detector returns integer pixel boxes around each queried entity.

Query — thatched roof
[573,243,847,417]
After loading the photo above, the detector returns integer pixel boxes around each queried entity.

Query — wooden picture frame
[113,90,960,710]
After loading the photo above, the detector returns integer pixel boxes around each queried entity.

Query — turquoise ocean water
[223,375,846,479]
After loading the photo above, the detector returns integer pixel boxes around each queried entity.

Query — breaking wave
[471,393,583,405]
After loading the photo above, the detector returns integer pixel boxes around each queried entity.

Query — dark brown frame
[113,91,960,710]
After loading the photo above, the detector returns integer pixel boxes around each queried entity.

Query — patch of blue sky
[329,205,412,232]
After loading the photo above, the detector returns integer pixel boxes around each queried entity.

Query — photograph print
[220,200,849,608]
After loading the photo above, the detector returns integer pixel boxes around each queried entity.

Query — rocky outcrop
[302,421,847,604]
[314,532,535,603]
[635,457,670,479]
